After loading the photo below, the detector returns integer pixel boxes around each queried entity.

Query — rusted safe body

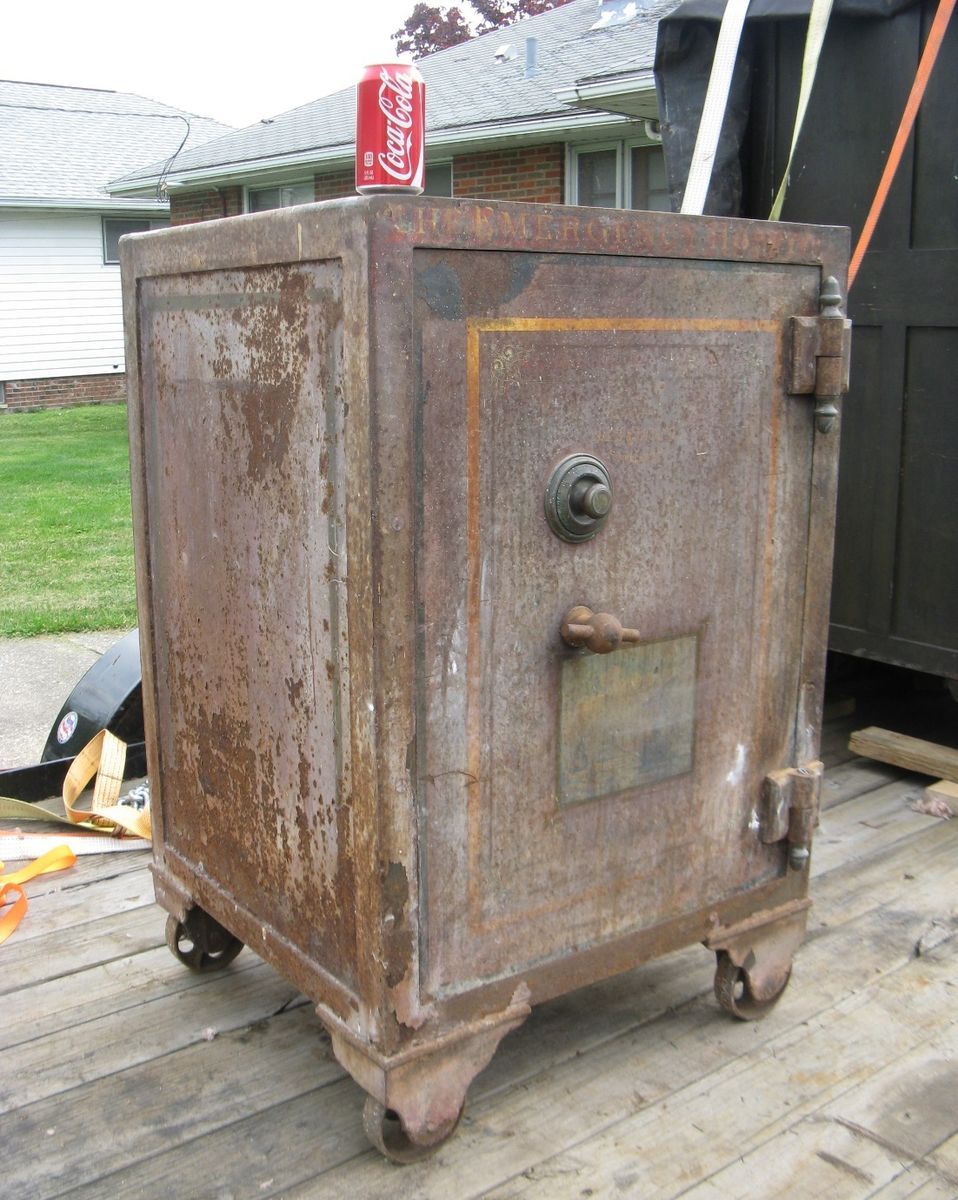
[122,197,849,1161]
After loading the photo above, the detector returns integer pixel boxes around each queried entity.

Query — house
[0,81,232,410]
[107,0,676,224]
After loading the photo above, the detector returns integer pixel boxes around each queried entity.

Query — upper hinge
[760,759,824,871]
[789,276,852,433]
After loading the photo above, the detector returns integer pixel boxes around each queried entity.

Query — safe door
[413,245,829,999]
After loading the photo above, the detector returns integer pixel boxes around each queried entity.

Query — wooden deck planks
[313,832,958,1200]
[4,1005,343,1200]
[0,959,310,1116]
[4,751,956,1199]
[0,902,165,993]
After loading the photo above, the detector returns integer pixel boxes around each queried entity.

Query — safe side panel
[138,263,357,988]
[415,249,818,996]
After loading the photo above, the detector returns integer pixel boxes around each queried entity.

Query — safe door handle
[560,606,641,654]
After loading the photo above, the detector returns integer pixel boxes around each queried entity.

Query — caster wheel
[362,1097,463,1164]
[166,909,243,972]
[714,951,791,1020]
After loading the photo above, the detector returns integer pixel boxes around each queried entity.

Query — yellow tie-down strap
[0,730,151,841]
[0,731,151,944]
[62,730,151,841]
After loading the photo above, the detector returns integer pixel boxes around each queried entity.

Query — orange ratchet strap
[848,0,956,287]
[0,844,77,945]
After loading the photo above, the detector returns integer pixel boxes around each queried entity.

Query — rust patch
[383,861,413,990]
[138,259,357,988]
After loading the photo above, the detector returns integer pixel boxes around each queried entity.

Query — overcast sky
[3,1,429,128]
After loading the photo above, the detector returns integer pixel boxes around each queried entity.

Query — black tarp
[652,0,958,681]
[653,0,922,214]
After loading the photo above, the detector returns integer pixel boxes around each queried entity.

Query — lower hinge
[761,759,824,871]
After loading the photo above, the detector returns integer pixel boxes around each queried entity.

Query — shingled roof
[110,0,674,194]
[0,80,233,209]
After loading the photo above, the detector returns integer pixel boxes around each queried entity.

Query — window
[102,217,169,264]
[247,181,316,212]
[568,142,670,212]
[424,161,453,197]
[629,145,670,212]
[575,145,619,208]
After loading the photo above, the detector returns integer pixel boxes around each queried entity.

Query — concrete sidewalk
[0,630,130,769]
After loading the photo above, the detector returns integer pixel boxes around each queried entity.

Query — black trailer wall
[656,0,958,677]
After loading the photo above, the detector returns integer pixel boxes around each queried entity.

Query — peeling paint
[726,743,747,787]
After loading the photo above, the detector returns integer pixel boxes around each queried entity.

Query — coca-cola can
[355,62,425,195]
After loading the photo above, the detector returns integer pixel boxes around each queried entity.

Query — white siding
[0,209,128,380]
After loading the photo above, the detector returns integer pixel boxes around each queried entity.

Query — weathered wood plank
[0,945,268,1052]
[3,1006,345,1200]
[820,757,906,809]
[0,843,150,898]
[275,834,958,1199]
[62,1080,369,1200]
[812,778,934,876]
[930,1131,958,1182]
[865,1172,958,1200]
[872,1179,958,1199]
[468,936,957,1200]
[0,957,306,1114]
[650,1121,940,1200]
[6,858,155,944]
[849,728,958,783]
[807,819,958,942]
[668,1021,958,1199]
[823,1032,958,1166]
[0,900,162,993]
[4,789,941,1056]
[6,786,952,1190]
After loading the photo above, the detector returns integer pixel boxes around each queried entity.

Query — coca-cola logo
[377,67,419,184]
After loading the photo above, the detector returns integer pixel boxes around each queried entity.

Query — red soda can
[355,62,426,194]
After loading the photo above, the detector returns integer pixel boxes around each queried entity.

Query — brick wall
[452,144,564,204]
[314,170,355,201]
[168,143,566,222]
[170,186,244,226]
[1,373,127,412]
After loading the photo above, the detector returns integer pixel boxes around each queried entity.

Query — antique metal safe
[122,197,850,1162]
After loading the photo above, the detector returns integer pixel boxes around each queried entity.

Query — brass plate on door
[557,634,698,807]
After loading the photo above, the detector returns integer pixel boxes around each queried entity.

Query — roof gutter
[555,71,657,109]
[0,196,169,212]
[107,108,642,195]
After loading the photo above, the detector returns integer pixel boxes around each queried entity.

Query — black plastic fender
[42,628,144,761]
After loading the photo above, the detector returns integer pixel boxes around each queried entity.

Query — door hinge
[760,759,824,871]
[789,275,851,433]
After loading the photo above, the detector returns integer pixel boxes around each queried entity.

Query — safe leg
[706,899,810,1022]
[362,1097,464,1164]
[166,905,244,972]
[318,998,529,1164]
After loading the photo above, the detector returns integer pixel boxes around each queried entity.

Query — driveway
[0,630,129,769]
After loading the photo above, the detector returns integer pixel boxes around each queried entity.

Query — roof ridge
[0,80,233,126]
[0,78,119,93]
[107,0,668,192]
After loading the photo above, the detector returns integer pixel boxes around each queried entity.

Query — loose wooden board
[849,727,958,783]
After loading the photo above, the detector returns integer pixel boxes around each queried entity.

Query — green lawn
[0,405,138,636]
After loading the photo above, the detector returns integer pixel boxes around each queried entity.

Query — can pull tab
[561,606,641,654]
